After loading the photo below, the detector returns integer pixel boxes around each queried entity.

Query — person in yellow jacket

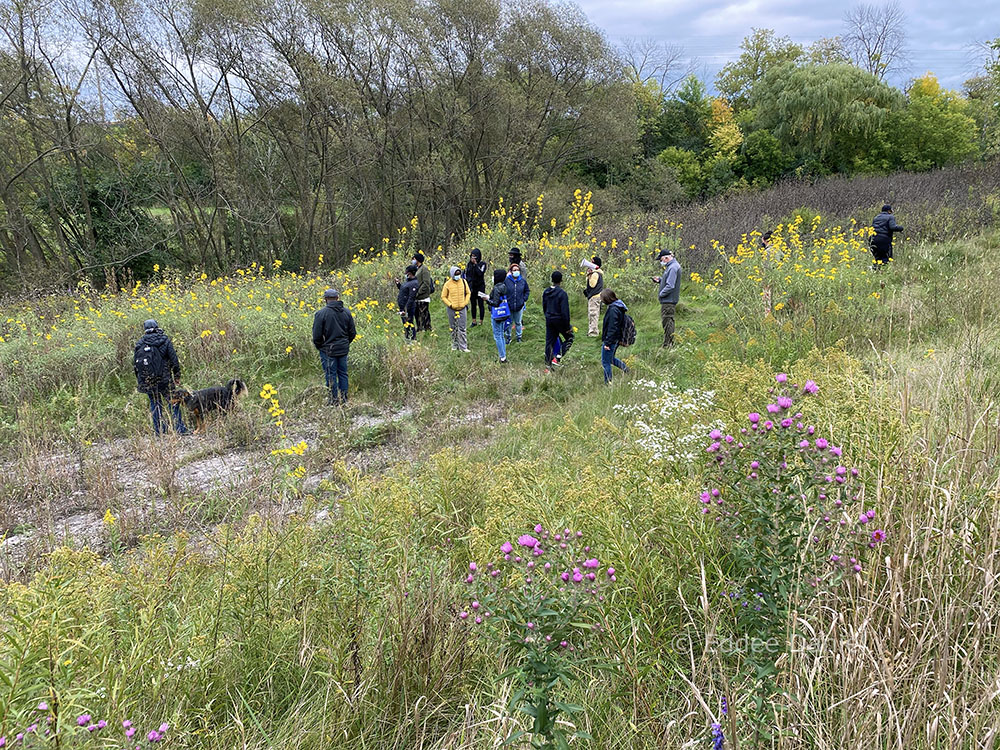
[441,265,471,352]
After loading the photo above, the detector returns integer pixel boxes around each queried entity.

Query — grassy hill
[1,192,1000,748]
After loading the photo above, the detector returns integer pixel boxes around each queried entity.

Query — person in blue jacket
[395,265,419,341]
[504,262,530,343]
[600,289,629,384]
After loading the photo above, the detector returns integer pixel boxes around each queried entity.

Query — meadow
[2,189,1000,748]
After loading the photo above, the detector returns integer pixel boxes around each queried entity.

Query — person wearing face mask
[653,249,681,348]
[504,262,530,343]
[441,265,472,352]
[466,248,488,327]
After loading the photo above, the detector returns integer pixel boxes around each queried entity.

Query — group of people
[392,245,683,383]
[132,245,685,434]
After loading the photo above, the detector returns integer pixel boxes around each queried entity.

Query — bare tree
[618,36,688,91]
[842,1,907,81]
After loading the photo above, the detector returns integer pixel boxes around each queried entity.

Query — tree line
[0,0,997,290]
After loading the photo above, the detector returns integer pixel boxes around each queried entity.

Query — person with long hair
[599,289,629,384]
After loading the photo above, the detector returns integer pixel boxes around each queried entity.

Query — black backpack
[135,341,165,389]
[619,312,637,347]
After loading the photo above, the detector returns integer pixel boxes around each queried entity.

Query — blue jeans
[511,307,524,340]
[601,342,627,383]
[320,351,349,402]
[492,318,510,360]
[148,392,188,435]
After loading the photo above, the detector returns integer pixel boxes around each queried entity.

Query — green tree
[659,75,712,152]
[716,29,803,112]
[738,130,790,184]
[889,73,978,170]
[752,62,901,173]
[656,146,702,198]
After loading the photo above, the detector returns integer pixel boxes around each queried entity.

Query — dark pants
[661,302,676,347]
[601,342,627,383]
[148,392,188,435]
[320,351,349,403]
[416,301,432,331]
[470,285,485,321]
[545,321,574,364]
[871,235,892,266]
[401,312,416,340]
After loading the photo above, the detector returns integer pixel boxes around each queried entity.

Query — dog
[170,378,248,431]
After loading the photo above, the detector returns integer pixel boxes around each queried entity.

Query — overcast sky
[574,0,995,90]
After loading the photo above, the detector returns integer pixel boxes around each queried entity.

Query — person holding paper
[583,256,604,337]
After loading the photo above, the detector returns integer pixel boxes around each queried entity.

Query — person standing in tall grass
[871,204,903,267]
[504,262,530,343]
[653,249,681,348]
[412,252,434,332]
[485,269,511,363]
[583,256,604,337]
[312,288,357,406]
[395,265,419,341]
[542,270,573,370]
[466,248,488,327]
[599,289,629,384]
[133,319,189,435]
[441,266,471,352]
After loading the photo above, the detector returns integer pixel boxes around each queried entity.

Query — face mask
[453,274,461,281]
[661,258,670,266]
[512,271,520,278]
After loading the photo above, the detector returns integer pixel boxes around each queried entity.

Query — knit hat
[323,288,339,299]
[405,265,417,276]
[882,204,892,212]
[413,252,425,264]
[551,270,563,284]
[493,269,506,285]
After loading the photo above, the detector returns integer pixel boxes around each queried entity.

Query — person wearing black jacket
[599,289,630,384]
[871,204,903,267]
[133,319,189,435]
[542,270,573,369]
[466,248,488,327]
[312,288,357,405]
[396,265,419,341]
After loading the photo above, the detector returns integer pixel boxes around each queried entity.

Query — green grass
[2,217,1000,748]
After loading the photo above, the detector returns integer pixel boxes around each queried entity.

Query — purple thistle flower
[748,413,760,424]
[500,541,513,554]
[534,524,543,533]
[766,403,780,414]
[159,723,169,733]
[36,703,48,712]
[77,715,91,727]
[803,380,819,394]
[775,373,788,383]
[583,558,600,568]
[97,720,107,730]
[777,396,793,409]
[126,727,136,739]
[871,529,887,543]
[709,429,722,439]
[517,534,538,548]
[815,438,829,450]
[148,730,161,743]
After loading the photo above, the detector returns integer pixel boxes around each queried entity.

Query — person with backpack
[396,265,419,341]
[441,265,472,352]
[600,289,631,384]
[870,204,903,267]
[653,249,681,348]
[412,252,434,332]
[542,270,573,370]
[485,268,511,363]
[133,319,189,436]
[583,256,604,337]
[466,248,488,327]
[504,262,530,343]
[312,288,357,406]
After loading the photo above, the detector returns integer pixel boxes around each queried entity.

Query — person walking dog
[312,288,357,406]
[133,319,189,436]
